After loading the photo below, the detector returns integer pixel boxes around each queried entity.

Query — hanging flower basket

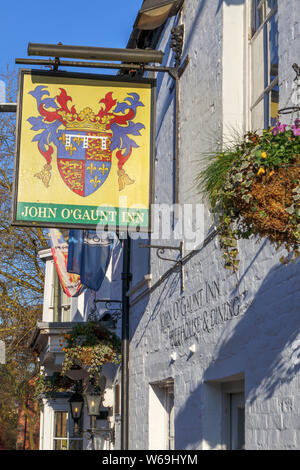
[195,120,300,272]
[60,321,121,379]
[34,371,74,401]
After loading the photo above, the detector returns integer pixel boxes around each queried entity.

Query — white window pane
[53,410,83,450]
[149,381,175,450]
[266,0,277,15]
[54,411,67,438]
[251,100,265,131]
[251,27,265,105]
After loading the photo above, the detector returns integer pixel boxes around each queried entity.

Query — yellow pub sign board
[13,70,156,232]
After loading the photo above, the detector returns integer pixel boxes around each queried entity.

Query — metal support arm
[15,57,184,79]
[139,241,185,291]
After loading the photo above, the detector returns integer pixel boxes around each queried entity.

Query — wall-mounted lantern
[69,390,84,435]
[84,380,103,418]
[84,376,110,449]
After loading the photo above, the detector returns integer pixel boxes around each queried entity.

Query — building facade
[32,0,300,451]
[31,248,122,450]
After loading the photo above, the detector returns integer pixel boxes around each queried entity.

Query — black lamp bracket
[96,299,122,322]
[139,241,185,291]
[278,63,300,115]
[88,298,122,324]
[292,62,300,78]
[85,426,115,445]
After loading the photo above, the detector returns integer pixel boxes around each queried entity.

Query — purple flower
[279,123,287,132]
[292,125,300,136]
[271,121,287,135]
[294,118,300,128]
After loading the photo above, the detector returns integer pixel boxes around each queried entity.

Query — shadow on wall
[132,266,181,349]
[174,256,300,449]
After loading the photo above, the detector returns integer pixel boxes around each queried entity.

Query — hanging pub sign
[12,70,155,232]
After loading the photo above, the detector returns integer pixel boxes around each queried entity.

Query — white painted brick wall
[128,0,300,450]
[278,1,300,111]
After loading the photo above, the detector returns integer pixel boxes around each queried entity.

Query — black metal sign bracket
[138,241,185,291]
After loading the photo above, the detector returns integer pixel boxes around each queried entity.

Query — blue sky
[0,0,142,82]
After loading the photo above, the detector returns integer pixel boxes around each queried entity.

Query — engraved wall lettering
[160,279,248,347]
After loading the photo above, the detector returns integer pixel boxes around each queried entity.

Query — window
[149,379,175,450]
[250,0,278,130]
[166,387,175,450]
[50,263,71,322]
[221,379,245,450]
[228,393,245,450]
[203,375,245,450]
[53,411,83,450]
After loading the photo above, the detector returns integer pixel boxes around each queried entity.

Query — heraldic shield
[57,128,112,197]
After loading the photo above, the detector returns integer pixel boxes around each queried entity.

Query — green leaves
[285,205,295,215]
[253,128,299,170]
[195,126,300,274]
[242,194,252,203]
[60,321,121,381]
[233,172,243,183]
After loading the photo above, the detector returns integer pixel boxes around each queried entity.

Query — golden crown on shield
[58,107,113,131]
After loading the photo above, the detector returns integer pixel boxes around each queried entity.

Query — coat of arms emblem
[27,86,145,195]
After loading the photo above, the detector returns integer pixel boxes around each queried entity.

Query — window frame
[52,408,84,451]
[165,386,175,450]
[221,380,245,450]
[49,261,71,322]
[148,379,175,450]
[249,0,278,129]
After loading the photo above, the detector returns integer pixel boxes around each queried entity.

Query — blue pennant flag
[67,229,115,291]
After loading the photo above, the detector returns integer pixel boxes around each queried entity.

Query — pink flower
[272,122,287,135]
[279,123,287,132]
[294,118,300,128]
[292,125,300,136]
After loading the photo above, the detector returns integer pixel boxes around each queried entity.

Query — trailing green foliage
[60,321,121,380]
[195,122,300,272]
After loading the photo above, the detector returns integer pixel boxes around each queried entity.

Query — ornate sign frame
[12,69,156,232]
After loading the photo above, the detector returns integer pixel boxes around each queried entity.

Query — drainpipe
[121,237,131,450]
